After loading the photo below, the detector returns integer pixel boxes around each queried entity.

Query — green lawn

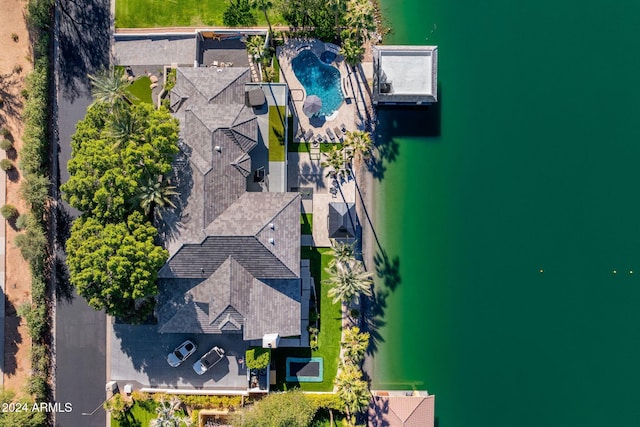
[288,142,343,153]
[126,76,153,105]
[301,213,313,235]
[268,105,286,162]
[273,247,341,392]
[115,0,285,28]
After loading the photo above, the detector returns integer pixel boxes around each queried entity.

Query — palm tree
[150,397,191,427]
[325,260,373,304]
[340,36,365,67]
[251,0,274,38]
[246,35,266,61]
[328,238,356,269]
[136,176,179,218]
[335,363,371,426]
[88,67,131,107]
[344,130,372,160]
[107,105,139,145]
[342,326,370,364]
[345,0,376,41]
[321,145,351,180]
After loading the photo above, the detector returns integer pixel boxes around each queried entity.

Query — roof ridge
[254,193,300,235]
[208,69,250,103]
[389,396,426,423]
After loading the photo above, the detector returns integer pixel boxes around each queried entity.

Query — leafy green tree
[0,391,46,427]
[223,0,258,27]
[341,326,369,364]
[88,67,131,107]
[65,211,168,323]
[325,260,373,304]
[62,102,179,221]
[234,389,316,427]
[334,364,370,426]
[103,393,132,423]
[329,0,347,38]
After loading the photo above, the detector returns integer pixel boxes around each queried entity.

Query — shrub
[1,204,18,219]
[15,213,30,230]
[19,173,50,215]
[13,64,23,74]
[0,127,9,137]
[0,159,14,171]
[245,347,271,369]
[14,224,47,266]
[18,302,47,343]
[21,88,29,99]
[0,138,13,150]
[11,33,19,42]
[27,373,47,400]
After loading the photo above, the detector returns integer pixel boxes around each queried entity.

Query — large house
[156,66,310,346]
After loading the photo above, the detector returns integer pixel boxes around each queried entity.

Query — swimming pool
[291,50,344,118]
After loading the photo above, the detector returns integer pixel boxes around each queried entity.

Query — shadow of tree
[0,71,24,124]
[55,256,74,303]
[6,147,17,161]
[155,147,193,243]
[6,167,19,182]
[57,0,111,101]
[3,296,22,376]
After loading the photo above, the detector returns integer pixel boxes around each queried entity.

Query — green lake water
[372,0,640,425]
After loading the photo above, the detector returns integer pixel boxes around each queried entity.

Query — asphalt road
[53,0,110,424]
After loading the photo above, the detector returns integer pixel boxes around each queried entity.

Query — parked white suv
[192,346,225,375]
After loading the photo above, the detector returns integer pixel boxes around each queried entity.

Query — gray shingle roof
[328,202,356,239]
[158,67,302,340]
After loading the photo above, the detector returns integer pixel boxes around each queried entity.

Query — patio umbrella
[303,95,323,116]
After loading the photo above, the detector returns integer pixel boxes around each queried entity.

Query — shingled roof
[158,67,303,340]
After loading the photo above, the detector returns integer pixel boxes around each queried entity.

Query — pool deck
[277,39,373,140]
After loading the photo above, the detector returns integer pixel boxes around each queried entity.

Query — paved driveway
[110,324,249,392]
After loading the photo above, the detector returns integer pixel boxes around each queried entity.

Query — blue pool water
[291,50,344,117]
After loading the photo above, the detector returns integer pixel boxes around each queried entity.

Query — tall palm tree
[340,36,365,67]
[251,0,274,38]
[344,130,372,160]
[345,0,376,40]
[325,260,373,304]
[88,67,131,107]
[321,145,351,180]
[334,363,371,426]
[342,326,370,364]
[136,176,179,218]
[328,238,356,269]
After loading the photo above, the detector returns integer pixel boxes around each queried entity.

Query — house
[372,45,438,105]
[368,390,435,427]
[157,66,310,346]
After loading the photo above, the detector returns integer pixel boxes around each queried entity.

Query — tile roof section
[368,395,435,427]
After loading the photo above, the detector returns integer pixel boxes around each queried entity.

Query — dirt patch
[0,0,35,395]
